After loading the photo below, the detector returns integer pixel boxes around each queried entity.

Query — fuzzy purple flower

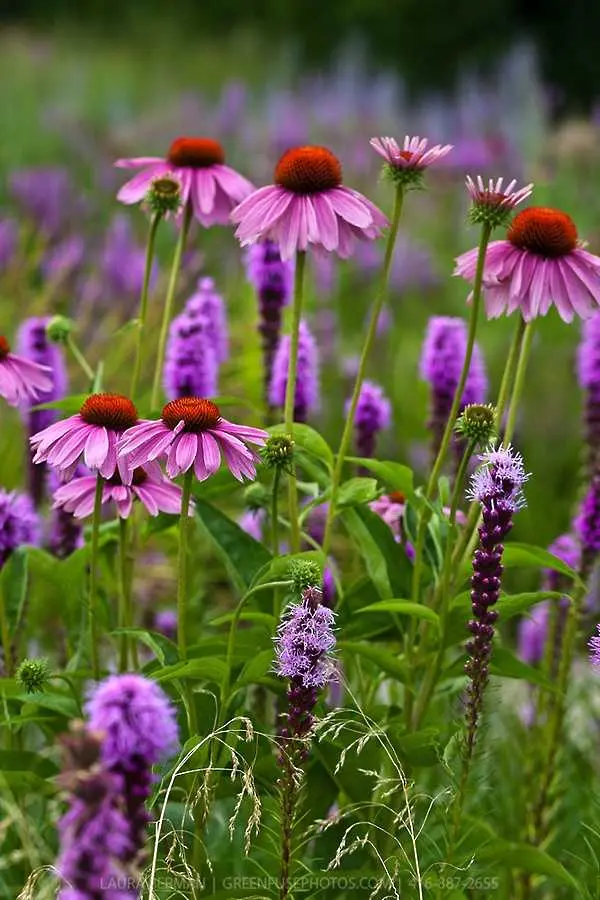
[577,312,600,471]
[153,610,177,642]
[0,218,18,271]
[163,308,219,401]
[269,320,320,423]
[16,317,68,505]
[465,445,528,753]
[589,624,600,667]
[575,477,600,577]
[0,489,41,568]
[420,316,487,458]
[86,674,178,863]
[346,380,391,460]
[56,726,134,900]
[9,167,79,236]
[47,468,84,560]
[239,508,266,542]
[186,276,229,363]
[245,241,293,404]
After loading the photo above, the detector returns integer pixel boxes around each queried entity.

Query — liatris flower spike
[464,445,528,750]
[118,397,267,482]
[0,488,41,568]
[86,674,179,861]
[455,206,600,322]
[346,379,391,459]
[370,135,453,190]
[116,136,254,226]
[163,308,219,401]
[0,334,53,407]
[231,145,388,260]
[589,624,600,667]
[52,461,192,519]
[465,175,533,229]
[186,276,229,363]
[270,320,320,423]
[577,312,600,469]
[30,393,139,481]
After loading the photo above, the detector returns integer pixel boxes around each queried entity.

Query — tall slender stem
[117,517,129,673]
[411,223,492,607]
[176,469,194,661]
[66,335,94,383]
[495,315,526,431]
[322,184,405,558]
[130,212,162,402]
[88,475,104,681]
[503,321,534,444]
[283,251,306,553]
[150,204,192,410]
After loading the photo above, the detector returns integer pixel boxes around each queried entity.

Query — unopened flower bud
[46,315,74,344]
[455,403,497,446]
[145,174,182,217]
[16,657,51,693]
[290,559,322,598]
[262,434,294,471]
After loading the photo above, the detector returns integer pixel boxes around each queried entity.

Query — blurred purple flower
[0,218,18,271]
[270,320,320,423]
[163,309,218,400]
[186,276,229,363]
[0,489,41,568]
[346,380,391,460]
[9,167,82,236]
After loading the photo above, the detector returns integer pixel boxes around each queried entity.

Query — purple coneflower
[269,320,320,423]
[52,461,191,519]
[465,445,528,754]
[0,489,41,568]
[30,393,138,481]
[86,674,179,862]
[420,317,487,458]
[118,397,267,482]
[455,207,600,322]
[0,335,53,407]
[346,379,391,459]
[232,145,387,260]
[370,135,453,187]
[163,309,218,401]
[115,136,254,226]
[245,241,293,400]
[186,276,229,363]
[16,317,68,505]
[56,726,134,900]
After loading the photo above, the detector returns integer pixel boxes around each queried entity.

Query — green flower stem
[117,517,129,673]
[495,315,526,432]
[176,469,195,662]
[503,320,534,444]
[88,474,104,681]
[130,211,162,402]
[66,335,95,384]
[412,438,477,729]
[411,222,492,609]
[283,250,307,554]
[322,184,405,560]
[271,468,282,618]
[150,203,192,411]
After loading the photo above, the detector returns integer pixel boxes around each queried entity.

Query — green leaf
[477,840,582,892]
[489,647,557,690]
[337,477,379,507]
[357,600,440,630]
[341,507,392,599]
[269,422,333,470]
[209,611,276,631]
[152,657,227,683]
[194,499,271,593]
[346,458,414,498]
[502,543,578,580]
[387,725,441,766]
[339,641,406,681]
[31,393,88,413]
[111,628,179,666]
[0,547,29,635]
[0,750,58,779]
[235,648,274,687]
[498,591,569,620]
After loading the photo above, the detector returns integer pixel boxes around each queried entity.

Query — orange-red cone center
[80,394,138,431]
[274,146,342,194]
[167,137,225,169]
[0,335,9,359]
[162,397,221,432]
[508,207,578,258]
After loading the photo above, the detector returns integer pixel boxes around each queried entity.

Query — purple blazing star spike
[56,727,135,900]
[16,317,68,506]
[577,312,600,472]
[244,241,293,406]
[101,215,158,311]
[0,489,41,569]
[185,276,229,363]
[575,476,600,578]
[464,445,528,755]
[86,674,179,863]
[269,320,320,423]
[9,167,80,236]
[589,624,600,667]
[163,308,219,401]
[346,379,391,460]
[0,219,18,272]
[420,316,487,459]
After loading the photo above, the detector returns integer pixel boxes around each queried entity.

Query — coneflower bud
[455,403,497,447]
[245,241,293,407]
[289,559,322,599]
[145,173,182,217]
[16,316,68,506]
[420,316,487,461]
[270,320,320,423]
[16,657,50,693]
[346,380,391,460]
[262,434,295,472]
[464,444,528,755]
[46,315,74,345]
[465,175,533,230]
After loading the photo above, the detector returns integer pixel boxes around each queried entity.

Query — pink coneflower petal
[114,157,164,169]
[193,170,216,215]
[327,188,373,228]
[201,431,222,474]
[84,428,109,471]
[0,338,53,407]
[117,164,169,204]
